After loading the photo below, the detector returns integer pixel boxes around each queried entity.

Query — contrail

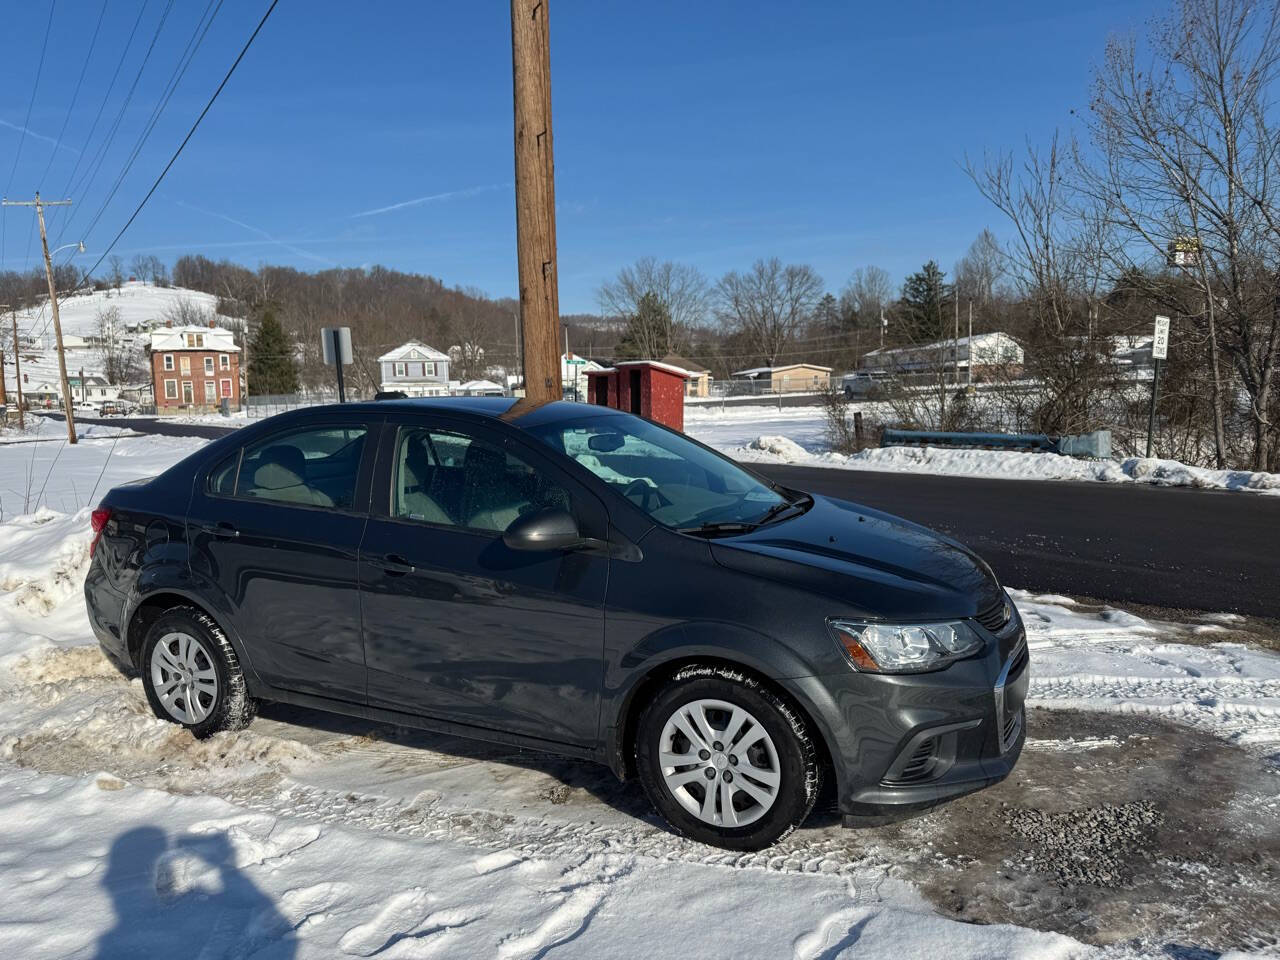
[176,199,336,266]
[351,182,508,218]
[0,118,80,154]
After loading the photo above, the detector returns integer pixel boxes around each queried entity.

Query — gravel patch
[1002,800,1164,886]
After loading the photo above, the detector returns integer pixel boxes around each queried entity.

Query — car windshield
[527,413,804,531]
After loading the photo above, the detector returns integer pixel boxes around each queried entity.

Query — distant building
[148,322,241,414]
[378,341,451,397]
[455,379,506,396]
[659,354,712,397]
[862,332,1023,379]
[68,374,120,405]
[730,363,831,393]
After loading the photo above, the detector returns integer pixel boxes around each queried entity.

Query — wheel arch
[124,586,262,694]
[610,653,837,797]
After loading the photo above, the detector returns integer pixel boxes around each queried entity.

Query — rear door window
[233,426,368,510]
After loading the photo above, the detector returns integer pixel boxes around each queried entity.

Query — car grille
[882,737,937,785]
[976,597,1011,633]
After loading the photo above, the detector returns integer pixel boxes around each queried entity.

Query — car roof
[319,396,630,430]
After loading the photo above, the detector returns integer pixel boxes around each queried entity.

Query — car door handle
[196,521,239,538]
[372,554,415,575]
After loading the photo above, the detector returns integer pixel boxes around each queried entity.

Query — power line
[56,0,282,311]
[45,0,152,239]
[2,0,59,268]
[56,0,178,242]
[35,0,110,189]
[73,0,226,246]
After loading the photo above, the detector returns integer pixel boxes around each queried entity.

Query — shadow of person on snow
[94,826,296,959]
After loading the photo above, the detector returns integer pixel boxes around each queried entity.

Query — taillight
[90,507,112,558]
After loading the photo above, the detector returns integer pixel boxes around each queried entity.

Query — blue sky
[1,0,1161,313]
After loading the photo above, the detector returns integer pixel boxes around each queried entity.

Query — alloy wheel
[658,697,781,828]
[149,631,218,724]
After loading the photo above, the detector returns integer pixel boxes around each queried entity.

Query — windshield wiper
[676,521,757,538]
[754,492,813,527]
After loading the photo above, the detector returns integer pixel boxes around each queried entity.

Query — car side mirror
[503,508,591,552]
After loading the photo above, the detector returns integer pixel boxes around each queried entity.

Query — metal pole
[967,301,973,387]
[1145,358,1161,458]
[333,328,346,403]
[9,306,24,428]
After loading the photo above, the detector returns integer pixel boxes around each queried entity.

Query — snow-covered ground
[0,419,204,518]
[682,406,1280,496]
[0,431,1277,957]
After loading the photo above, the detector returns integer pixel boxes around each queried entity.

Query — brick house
[149,322,241,414]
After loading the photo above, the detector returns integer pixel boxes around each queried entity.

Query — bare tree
[838,265,893,329]
[597,258,709,358]
[161,297,217,328]
[1079,0,1280,469]
[715,258,823,366]
[968,136,1125,436]
[96,306,140,384]
[129,255,151,283]
[107,255,125,291]
[953,229,1003,307]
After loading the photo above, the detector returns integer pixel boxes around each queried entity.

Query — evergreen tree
[813,292,840,331]
[614,291,673,359]
[247,309,299,396]
[900,261,951,342]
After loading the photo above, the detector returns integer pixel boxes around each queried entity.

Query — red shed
[584,360,689,431]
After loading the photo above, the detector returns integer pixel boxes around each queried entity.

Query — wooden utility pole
[510,0,562,403]
[5,305,23,428]
[3,194,76,442]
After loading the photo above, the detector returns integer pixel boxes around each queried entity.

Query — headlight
[827,619,984,673]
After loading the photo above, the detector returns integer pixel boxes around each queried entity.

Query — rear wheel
[635,665,821,850]
[140,606,256,739]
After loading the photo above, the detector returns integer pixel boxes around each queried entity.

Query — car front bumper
[793,618,1029,823]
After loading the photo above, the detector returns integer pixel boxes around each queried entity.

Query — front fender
[602,620,845,790]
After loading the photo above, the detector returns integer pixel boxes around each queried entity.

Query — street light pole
[3,194,77,443]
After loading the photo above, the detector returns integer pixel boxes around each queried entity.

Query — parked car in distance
[841,370,894,399]
[85,398,1028,850]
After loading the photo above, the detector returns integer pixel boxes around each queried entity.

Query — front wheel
[140,606,256,739]
[635,665,822,850]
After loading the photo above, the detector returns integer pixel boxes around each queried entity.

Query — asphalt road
[44,412,1278,617]
[753,463,1280,618]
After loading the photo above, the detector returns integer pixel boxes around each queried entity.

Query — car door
[358,415,608,747]
[187,415,379,702]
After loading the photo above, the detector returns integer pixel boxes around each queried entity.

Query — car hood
[709,494,1003,621]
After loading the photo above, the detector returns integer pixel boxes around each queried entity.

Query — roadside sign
[1152,316,1170,360]
[566,354,586,365]
[321,327,353,365]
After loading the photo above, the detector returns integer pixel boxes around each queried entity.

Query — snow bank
[1014,589,1280,760]
[727,435,1280,496]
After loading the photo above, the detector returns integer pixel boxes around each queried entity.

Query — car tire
[140,606,256,740]
[635,664,822,850]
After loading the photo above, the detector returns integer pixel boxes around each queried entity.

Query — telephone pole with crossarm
[2,194,76,442]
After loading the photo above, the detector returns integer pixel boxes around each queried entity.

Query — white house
[377,341,451,397]
[561,352,603,399]
[455,379,506,396]
[862,332,1023,376]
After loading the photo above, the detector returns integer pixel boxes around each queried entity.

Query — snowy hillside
[2,281,232,399]
[13,280,226,343]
